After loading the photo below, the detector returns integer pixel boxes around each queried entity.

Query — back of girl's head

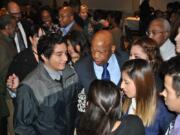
[88,79,121,118]
[132,37,162,72]
[122,59,156,105]
[78,79,121,135]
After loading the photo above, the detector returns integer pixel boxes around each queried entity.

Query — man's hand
[6,74,20,92]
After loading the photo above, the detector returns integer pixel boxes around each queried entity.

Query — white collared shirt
[44,64,62,80]
[93,54,120,85]
[14,22,28,53]
[60,21,75,36]
[160,39,176,61]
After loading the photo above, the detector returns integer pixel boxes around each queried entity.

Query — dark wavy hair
[77,80,121,135]
[37,33,66,62]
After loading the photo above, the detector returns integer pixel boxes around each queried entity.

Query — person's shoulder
[156,98,176,120]
[114,50,129,66]
[122,115,143,125]
[118,115,145,135]
[72,22,83,32]
[17,83,33,97]
[173,115,180,134]
[75,55,92,67]
[13,48,32,60]
[115,49,129,58]
[0,41,6,50]
[63,63,77,76]
[156,98,169,112]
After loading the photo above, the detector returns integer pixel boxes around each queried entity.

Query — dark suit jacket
[7,47,38,82]
[70,22,83,32]
[64,22,83,37]
[15,19,32,50]
[0,32,17,118]
[74,51,128,93]
[20,19,33,39]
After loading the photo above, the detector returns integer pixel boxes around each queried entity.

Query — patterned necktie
[101,63,110,80]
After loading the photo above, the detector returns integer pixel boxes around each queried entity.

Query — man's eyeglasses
[146,30,166,36]
[9,12,21,16]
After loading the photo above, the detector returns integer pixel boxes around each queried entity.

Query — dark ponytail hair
[77,80,121,135]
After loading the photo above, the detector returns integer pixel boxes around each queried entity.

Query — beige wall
[42,0,179,14]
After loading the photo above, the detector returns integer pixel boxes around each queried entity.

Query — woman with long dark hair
[77,79,145,135]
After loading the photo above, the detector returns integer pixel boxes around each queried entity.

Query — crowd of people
[0,0,180,135]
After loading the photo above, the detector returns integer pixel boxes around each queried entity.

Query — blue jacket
[145,98,176,135]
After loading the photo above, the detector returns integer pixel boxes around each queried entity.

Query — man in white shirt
[147,18,176,61]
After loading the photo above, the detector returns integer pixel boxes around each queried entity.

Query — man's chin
[60,23,65,28]
[95,61,103,66]
[58,64,66,70]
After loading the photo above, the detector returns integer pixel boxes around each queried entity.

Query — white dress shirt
[160,39,176,61]
[14,22,28,53]
[60,21,75,36]
[93,54,121,85]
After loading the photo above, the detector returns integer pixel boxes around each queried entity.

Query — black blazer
[7,48,38,81]
[18,19,33,48]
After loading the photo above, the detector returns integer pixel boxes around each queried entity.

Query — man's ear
[164,31,170,39]
[41,54,47,62]
[111,45,116,53]
[70,15,74,22]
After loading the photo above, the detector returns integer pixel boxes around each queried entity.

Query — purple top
[171,115,180,135]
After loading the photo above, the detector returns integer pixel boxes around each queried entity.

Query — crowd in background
[0,0,180,135]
